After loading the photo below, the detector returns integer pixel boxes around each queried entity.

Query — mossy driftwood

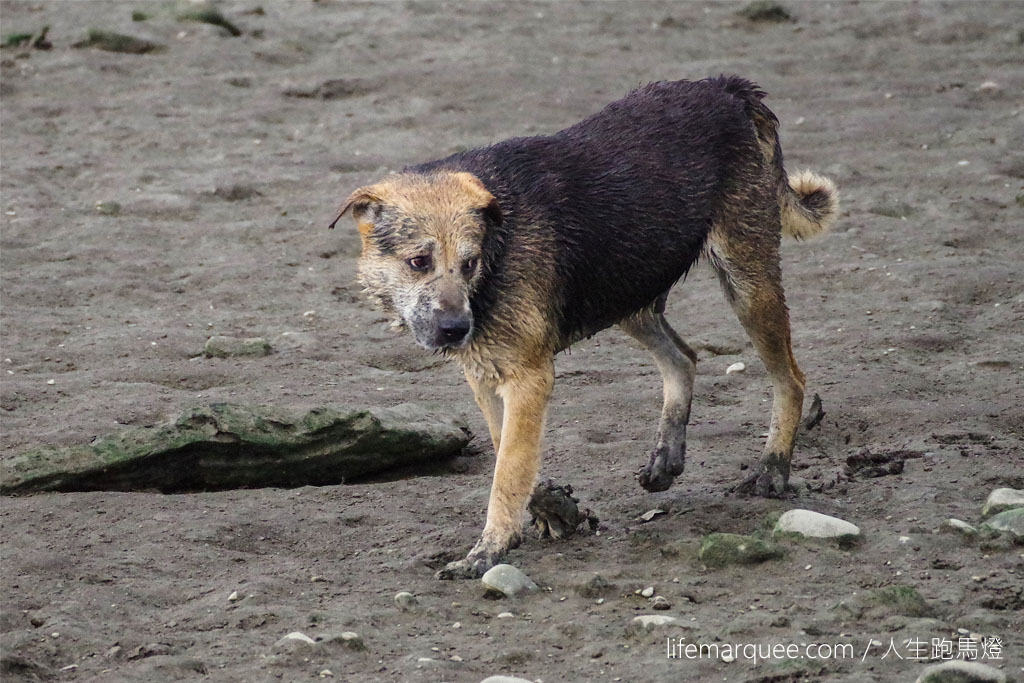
[1,403,470,494]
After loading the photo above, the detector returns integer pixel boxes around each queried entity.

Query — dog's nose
[437,315,472,344]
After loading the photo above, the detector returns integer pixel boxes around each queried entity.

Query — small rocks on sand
[981,487,1024,518]
[481,564,538,598]
[914,660,1007,683]
[394,591,419,611]
[203,335,272,358]
[774,509,861,544]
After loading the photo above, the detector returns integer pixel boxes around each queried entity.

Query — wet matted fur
[330,76,838,579]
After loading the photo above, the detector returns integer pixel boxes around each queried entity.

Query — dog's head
[331,171,502,351]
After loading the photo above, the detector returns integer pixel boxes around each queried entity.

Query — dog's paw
[637,445,685,493]
[435,558,483,580]
[732,454,789,498]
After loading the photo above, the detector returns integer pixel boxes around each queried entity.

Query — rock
[0,402,470,494]
[481,564,538,598]
[479,677,534,683]
[496,612,514,619]
[632,614,678,629]
[274,632,316,650]
[640,586,655,598]
[725,361,746,375]
[940,518,978,537]
[774,509,861,545]
[975,81,1001,95]
[980,508,1024,542]
[204,335,272,358]
[175,2,242,37]
[699,533,784,568]
[394,591,419,611]
[981,488,1024,518]
[639,508,665,522]
[837,585,937,620]
[914,660,1007,683]
[736,0,793,23]
[73,29,163,54]
[576,574,613,599]
[323,632,365,652]
[651,596,671,610]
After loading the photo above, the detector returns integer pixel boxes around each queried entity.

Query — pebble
[319,670,333,678]
[981,487,1024,518]
[640,586,655,598]
[497,612,514,619]
[651,596,671,610]
[479,677,535,683]
[228,591,240,602]
[940,518,978,537]
[639,508,665,522]
[481,564,538,598]
[577,573,613,598]
[975,81,1001,94]
[726,361,746,375]
[774,509,861,542]
[394,591,419,611]
[914,660,1007,683]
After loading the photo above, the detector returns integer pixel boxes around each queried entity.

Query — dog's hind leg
[709,222,805,498]
[620,294,698,493]
[438,359,554,579]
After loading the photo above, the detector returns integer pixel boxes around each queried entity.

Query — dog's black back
[411,76,777,347]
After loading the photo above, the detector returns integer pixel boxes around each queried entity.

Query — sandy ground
[2,1,1023,681]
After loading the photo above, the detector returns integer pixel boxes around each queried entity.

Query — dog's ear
[328,185,384,234]
[453,172,502,226]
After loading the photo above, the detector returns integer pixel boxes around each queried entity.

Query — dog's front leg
[465,368,503,453]
[437,361,554,579]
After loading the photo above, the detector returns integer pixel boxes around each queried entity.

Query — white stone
[481,564,538,597]
[640,586,655,598]
[914,660,1007,683]
[394,591,418,610]
[982,488,1024,518]
[941,518,977,536]
[228,591,240,602]
[639,508,665,522]
[726,362,746,375]
[479,677,535,683]
[275,631,316,649]
[632,614,678,629]
[774,509,860,540]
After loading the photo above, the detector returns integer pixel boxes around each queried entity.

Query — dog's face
[333,172,501,351]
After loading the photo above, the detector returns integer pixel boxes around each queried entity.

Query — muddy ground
[1,1,1023,681]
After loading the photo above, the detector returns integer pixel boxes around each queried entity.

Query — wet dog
[330,76,838,579]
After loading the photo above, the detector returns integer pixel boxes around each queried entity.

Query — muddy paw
[732,454,789,498]
[435,558,484,580]
[637,445,685,493]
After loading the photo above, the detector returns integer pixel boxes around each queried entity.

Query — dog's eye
[462,258,479,276]
[407,255,432,271]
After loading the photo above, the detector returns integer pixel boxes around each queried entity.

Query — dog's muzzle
[433,312,472,347]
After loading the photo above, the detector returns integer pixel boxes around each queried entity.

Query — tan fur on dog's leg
[465,368,503,452]
[437,360,554,579]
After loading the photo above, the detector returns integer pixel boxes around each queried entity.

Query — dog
[330,76,838,579]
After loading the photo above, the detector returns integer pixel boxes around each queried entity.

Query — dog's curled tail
[780,170,839,240]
